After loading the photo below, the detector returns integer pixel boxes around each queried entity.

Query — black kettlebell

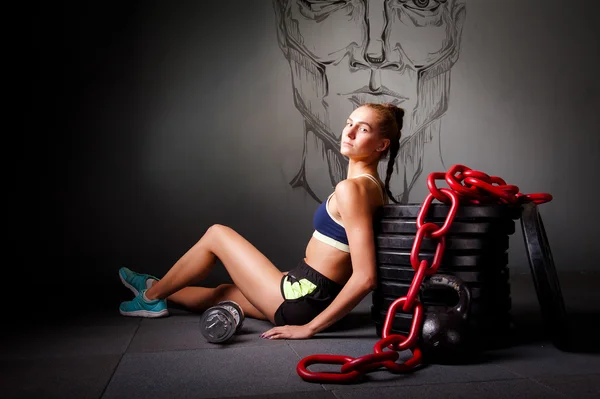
[419,274,472,364]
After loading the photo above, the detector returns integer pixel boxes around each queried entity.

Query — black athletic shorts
[273,259,343,326]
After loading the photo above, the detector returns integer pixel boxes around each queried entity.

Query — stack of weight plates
[371,203,522,350]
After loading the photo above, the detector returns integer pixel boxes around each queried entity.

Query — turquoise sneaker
[119,289,169,318]
[119,267,159,296]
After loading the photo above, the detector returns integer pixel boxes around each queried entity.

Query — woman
[119,103,404,340]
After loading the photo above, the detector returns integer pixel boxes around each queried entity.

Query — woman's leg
[145,224,285,323]
[164,284,268,320]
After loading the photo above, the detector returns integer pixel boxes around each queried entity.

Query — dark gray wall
[25,1,600,301]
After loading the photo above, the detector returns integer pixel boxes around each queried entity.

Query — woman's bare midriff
[304,237,353,285]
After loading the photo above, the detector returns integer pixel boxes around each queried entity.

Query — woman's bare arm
[304,179,379,334]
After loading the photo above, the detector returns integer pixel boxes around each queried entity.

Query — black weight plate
[371,308,512,334]
[376,234,512,251]
[378,220,516,236]
[373,322,513,345]
[372,289,512,308]
[520,202,569,350]
[372,289,512,307]
[374,323,410,337]
[370,305,416,330]
[379,203,522,220]
[376,250,509,268]
[377,264,509,283]
[373,320,514,352]
[372,315,513,332]
[372,294,512,316]
[371,308,512,337]
[371,307,512,327]
[378,277,512,292]
[373,282,511,304]
[376,230,511,251]
[376,279,510,300]
[372,291,511,314]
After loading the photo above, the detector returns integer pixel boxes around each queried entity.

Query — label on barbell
[220,304,240,326]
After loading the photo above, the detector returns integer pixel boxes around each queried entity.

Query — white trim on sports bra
[312,230,350,253]
[354,173,386,204]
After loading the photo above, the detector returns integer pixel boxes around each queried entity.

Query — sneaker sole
[119,270,141,296]
[119,308,169,318]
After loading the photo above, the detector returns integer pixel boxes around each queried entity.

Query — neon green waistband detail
[282,276,317,300]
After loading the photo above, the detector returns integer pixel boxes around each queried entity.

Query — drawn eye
[299,0,348,10]
[401,0,445,12]
[297,0,352,19]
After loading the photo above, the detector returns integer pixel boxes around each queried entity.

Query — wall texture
[27,0,600,295]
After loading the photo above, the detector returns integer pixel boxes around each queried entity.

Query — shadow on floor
[327,311,375,332]
[510,309,600,354]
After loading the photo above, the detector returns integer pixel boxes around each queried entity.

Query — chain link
[295,164,552,383]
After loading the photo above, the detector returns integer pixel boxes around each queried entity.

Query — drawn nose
[365,39,385,65]
[348,1,404,72]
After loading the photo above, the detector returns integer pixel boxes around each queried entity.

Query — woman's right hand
[260,324,315,340]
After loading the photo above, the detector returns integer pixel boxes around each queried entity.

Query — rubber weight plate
[372,324,513,351]
[377,233,511,251]
[371,308,512,338]
[373,271,511,304]
[372,285,512,306]
[376,234,511,251]
[376,250,509,268]
[372,293,512,317]
[377,220,516,236]
[377,264,509,283]
[372,288,512,306]
[377,279,510,300]
[520,202,569,350]
[370,305,413,333]
[379,203,522,220]
[371,307,512,329]
[372,317,513,336]
[372,294,512,316]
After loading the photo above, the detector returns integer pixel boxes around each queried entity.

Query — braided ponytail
[361,103,404,203]
[384,105,403,203]
[384,140,400,203]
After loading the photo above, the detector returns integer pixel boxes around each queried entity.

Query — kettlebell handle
[424,274,471,319]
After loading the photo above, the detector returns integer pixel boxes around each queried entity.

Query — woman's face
[340,106,388,160]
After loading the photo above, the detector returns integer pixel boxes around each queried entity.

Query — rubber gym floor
[2,271,598,399]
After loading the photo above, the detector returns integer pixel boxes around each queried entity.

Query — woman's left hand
[260,324,314,340]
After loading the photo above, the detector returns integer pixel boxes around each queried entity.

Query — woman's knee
[204,224,234,243]
[212,283,237,302]
[200,224,227,248]
[212,283,270,320]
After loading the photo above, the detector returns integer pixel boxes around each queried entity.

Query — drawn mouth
[346,92,408,108]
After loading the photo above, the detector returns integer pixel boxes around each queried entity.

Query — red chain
[296,164,552,383]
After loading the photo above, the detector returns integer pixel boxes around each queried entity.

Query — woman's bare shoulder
[334,178,366,196]
[334,179,375,212]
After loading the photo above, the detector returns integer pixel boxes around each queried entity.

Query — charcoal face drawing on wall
[272,0,466,203]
